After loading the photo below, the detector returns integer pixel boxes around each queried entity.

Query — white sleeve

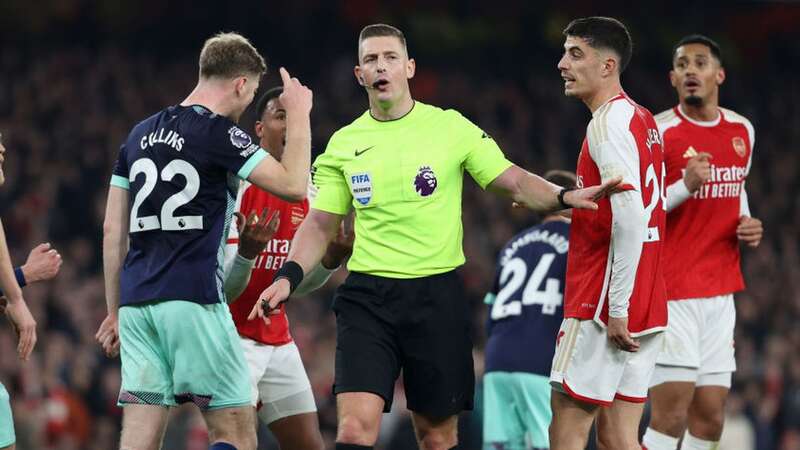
[294,263,337,296]
[588,104,647,318]
[740,125,754,217]
[224,252,256,303]
[608,191,648,317]
[666,179,692,212]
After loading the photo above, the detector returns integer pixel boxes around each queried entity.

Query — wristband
[557,187,576,209]
[273,261,304,294]
[14,267,26,288]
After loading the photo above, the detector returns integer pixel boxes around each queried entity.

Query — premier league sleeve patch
[228,126,253,149]
[348,172,373,205]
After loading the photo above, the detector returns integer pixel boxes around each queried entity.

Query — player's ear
[716,66,726,86]
[669,69,678,88]
[603,56,617,78]
[254,121,264,138]
[406,58,416,79]
[234,76,248,96]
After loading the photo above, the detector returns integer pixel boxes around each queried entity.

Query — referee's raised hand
[278,67,313,116]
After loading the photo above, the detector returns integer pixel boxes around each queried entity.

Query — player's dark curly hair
[673,34,723,65]
[254,86,283,120]
[563,17,633,73]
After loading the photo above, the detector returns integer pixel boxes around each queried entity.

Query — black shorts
[332,270,475,417]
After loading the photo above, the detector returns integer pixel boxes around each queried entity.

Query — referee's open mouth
[372,79,390,90]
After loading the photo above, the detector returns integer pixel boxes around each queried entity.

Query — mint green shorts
[483,372,551,450]
[0,382,14,448]
[118,300,251,410]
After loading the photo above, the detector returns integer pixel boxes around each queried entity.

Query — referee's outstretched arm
[488,164,622,212]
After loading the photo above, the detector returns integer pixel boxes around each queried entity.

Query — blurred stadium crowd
[0,2,798,449]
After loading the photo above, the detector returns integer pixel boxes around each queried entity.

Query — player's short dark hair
[199,32,267,79]
[563,17,633,73]
[358,24,408,57]
[544,170,577,189]
[255,87,283,120]
[673,34,723,65]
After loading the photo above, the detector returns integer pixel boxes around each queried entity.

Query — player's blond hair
[199,32,267,80]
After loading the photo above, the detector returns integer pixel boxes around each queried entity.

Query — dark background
[0,1,798,448]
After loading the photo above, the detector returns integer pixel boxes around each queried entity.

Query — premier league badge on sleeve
[414,166,437,197]
[349,172,373,205]
[228,126,253,149]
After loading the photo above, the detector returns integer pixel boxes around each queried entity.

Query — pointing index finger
[279,67,291,86]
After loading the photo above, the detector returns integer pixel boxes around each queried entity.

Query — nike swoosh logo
[355,146,374,156]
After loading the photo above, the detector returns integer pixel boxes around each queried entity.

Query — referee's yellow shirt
[311,101,513,278]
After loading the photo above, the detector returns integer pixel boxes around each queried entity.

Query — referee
[250,24,620,450]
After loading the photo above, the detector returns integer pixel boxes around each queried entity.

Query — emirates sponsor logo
[732,137,747,158]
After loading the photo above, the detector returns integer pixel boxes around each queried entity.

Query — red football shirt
[226,180,309,345]
[564,93,668,336]
[656,105,754,300]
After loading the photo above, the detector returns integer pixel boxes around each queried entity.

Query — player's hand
[4,296,37,361]
[235,208,280,260]
[21,243,62,283]
[248,278,292,325]
[607,316,639,353]
[95,314,120,358]
[562,176,624,210]
[278,67,313,116]
[322,214,355,269]
[737,216,763,248]
[683,152,713,192]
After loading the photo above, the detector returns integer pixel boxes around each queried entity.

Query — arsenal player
[549,17,667,450]
[223,86,353,450]
[642,35,763,450]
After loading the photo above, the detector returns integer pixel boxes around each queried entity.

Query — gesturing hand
[235,208,280,260]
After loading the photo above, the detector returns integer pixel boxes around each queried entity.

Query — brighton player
[483,170,575,450]
[548,17,667,450]
[223,86,353,450]
[96,33,312,450]
[642,35,763,450]
[251,24,620,450]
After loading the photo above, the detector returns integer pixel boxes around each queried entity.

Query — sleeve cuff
[14,267,26,288]
[666,179,692,212]
[110,174,130,190]
[237,148,268,180]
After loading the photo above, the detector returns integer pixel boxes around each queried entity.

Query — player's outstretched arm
[249,208,343,323]
[488,165,622,212]
[247,68,312,202]
[97,186,129,357]
[0,219,36,361]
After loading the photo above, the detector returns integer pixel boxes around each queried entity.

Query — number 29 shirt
[110,104,269,306]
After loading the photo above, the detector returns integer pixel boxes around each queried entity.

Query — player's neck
[369,94,415,121]
[584,81,623,114]
[181,84,234,120]
[679,100,719,123]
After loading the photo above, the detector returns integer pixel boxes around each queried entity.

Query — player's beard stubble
[685,94,704,107]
